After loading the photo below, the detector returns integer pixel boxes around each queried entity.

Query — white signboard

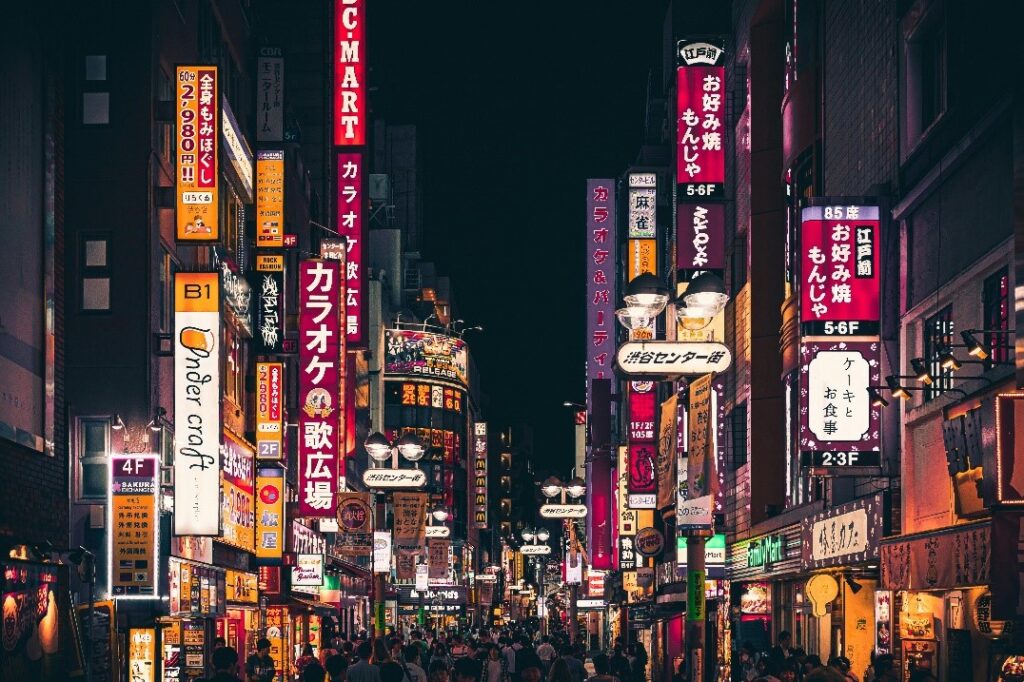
[292,554,324,586]
[540,504,588,519]
[628,187,657,239]
[806,350,871,442]
[173,273,221,536]
[676,494,714,530]
[617,341,732,376]
[425,525,450,538]
[810,507,869,562]
[576,599,607,609]
[629,173,657,188]
[519,545,551,555]
[373,531,392,574]
[362,468,427,489]
[628,494,657,509]
[415,563,429,591]
[565,557,583,585]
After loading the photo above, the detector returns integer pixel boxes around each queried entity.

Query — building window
[983,267,1011,369]
[729,403,748,471]
[81,236,110,311]
[159,250,174,332]
[923,305,954,401]
[903,10,946,148]
[82,55,109,125]
[84,55,106,81]
[78,417,110,499]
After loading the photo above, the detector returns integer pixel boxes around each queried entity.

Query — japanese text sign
[586,179,616,413]
[628,178,656,239]
[254,257,284,354]
[333,0,366,146]
[255,467,285,561]
[256,362,284,460]
[687,374,714,502]
[109,455,158,597]
[175,66,219,240]
[628,382,657,496]
[799,341,881,469]
[676,41,725,197]
[801,493,884,570]
[393,492,427,553]
[336,493,372,556]
[336,152,365,345]
[220,431,255,552]
[617,341,732,376]
[173,273,220,536]
[257,47,284,142]
[474,422,488,529]
[800,204,880,336]
[256,151,285,248]
[677,203,725,271]
[298,260,342,517]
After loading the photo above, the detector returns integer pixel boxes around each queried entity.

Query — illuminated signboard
[586,179,616,413]
[800,204,880,337]
[336,153,366,345]
[799,341,881,472]
[255,467,285,561]
[628,173,656,239]
[175,66,219,241]
[220,431,255,552]
[255,362,284,460]
[474,422,488,529]
[109,455,158,598]
[627,382,657,497]
[676,40,725,198]
[384,330,468,388]
[333,0,366,146]
[298,260,342,517]
[256,151,285,248]
[173,273,220,536]
[254,256,284,354]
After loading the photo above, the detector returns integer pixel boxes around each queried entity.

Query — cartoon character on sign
[805,574,839,617]
[184,216,211,235]
[630,446,655,490]
[302,387,333,418]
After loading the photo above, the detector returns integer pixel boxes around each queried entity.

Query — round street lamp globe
[364,431,393,462]
[536,529,551,542]
[396,432,426,461]
[566,478,587,499]
[540,477,563,499]
[432,508,450,522]
[683,271,729,314]
[521,529,535,542]
[623,273,671,316]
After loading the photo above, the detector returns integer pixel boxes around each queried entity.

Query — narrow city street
[1,1,1023,681]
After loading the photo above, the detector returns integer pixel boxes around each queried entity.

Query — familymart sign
[747,534,784,569]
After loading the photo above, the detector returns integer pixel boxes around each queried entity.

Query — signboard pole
[686,536,706,680]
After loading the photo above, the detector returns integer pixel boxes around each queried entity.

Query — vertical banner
[319,238,348,486]
[128,628,156,682]
[255,467,285,561]
[256,151,285,248]
[676,41,725,197]
[587,379,613,570]
[254,256,284,355]
[428,539,449,579]
[336,493,373,555]
[657,395,679,511]
[393,492,427,553]
[175,66,219,240]
[333,0,366,146]
[627,173,657,238]
[109,455,158,597]
[473,423,488,529]
[627,382,657,500]
[174,273,220,536]
[617,446,638,537]
[687,375,714,499]
[255,362,284,460]
[298,260,342,517]
[373,532,392,574]
[256,47,284,143]
[799,204,881,336]
[687,568,707,622]
[336,153,366,346]
[220,432,255,552]
[677,202,726,272]
[586,179,616,414]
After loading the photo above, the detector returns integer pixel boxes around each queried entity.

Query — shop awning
[880,520,990,592]
[327,554,371,579]
[289,596,338,617]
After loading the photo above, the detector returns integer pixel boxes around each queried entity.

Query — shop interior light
[364,432,393,462]
[868,387,889,408]
[885,375,912,401]
[396,432,426,461]
[961,330,990,360]
[910,358,933,385]
[682,272,729,315]
[939,347,962,371]
[623,274,671,316]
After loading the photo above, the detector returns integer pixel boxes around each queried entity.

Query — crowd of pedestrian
[734,630,936,682]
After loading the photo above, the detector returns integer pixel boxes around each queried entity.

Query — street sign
[425,526,450,538]
[362,468,427,489]
[628,494,656,509]
[616,341,731,376]
[540,504,588,519]
[519,545,551,555]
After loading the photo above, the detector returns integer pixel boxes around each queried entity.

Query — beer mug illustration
[180,326,215,358]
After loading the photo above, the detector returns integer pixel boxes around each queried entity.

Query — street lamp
[682,271,729,316]
[362,432,428,489]
[539,477,587,519]
[431,506,450,523]
[623,273,671,316]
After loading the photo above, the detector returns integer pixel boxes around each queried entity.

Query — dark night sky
[370,2,670,475]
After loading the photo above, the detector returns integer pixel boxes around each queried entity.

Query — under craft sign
[617,342,731,375]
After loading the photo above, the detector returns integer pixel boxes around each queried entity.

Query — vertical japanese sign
[256,47,284,143]
[109,455,158,597]
[657,395,678,511]
[372,532,391,574]
[256,151,285,248]
[628,173,657,238]
[617,446,638,536]
[333,0,366,146]
[128,628,156,682]
[428,539,449,579]
[800,204,880,336]
[627,382,657,502]
[627,239,658,281]
[256,362,284,460]
[393,492,427,553]
[336,492,372,555]
[255,467,285,561]
[799,341,881,469]
[175,66,219,240]
[676,41,725,197]
[220,432,255,552]
[687,374,715,518]
[298,260,342,517]
[254,255,284,354]
[473,422,488,529]
[586,179,616,414]
[173,273,220,536]
[336,153,365,345]
[677,203,726,272]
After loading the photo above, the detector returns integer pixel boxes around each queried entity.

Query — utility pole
[686,536,707,682]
